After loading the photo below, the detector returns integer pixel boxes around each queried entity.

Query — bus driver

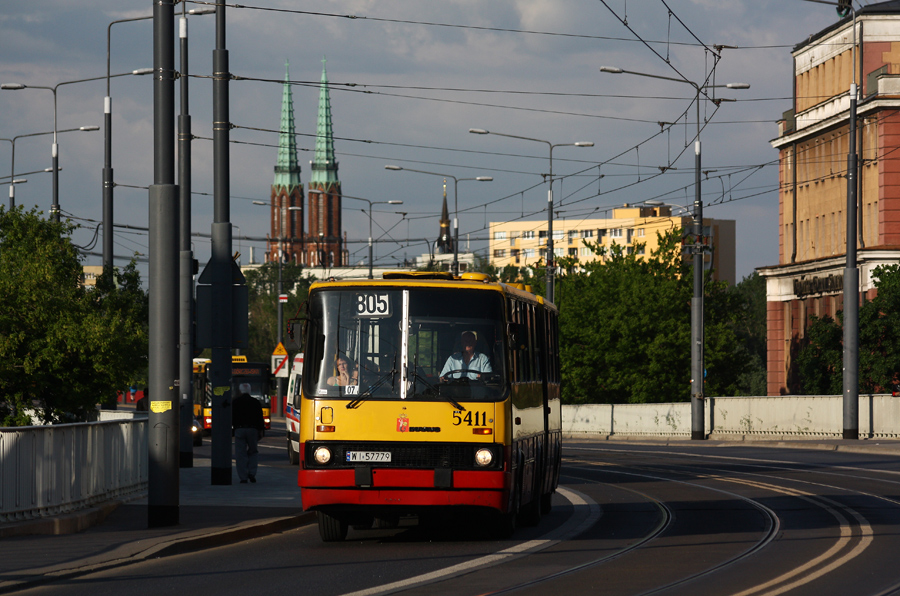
[440,331,492,381]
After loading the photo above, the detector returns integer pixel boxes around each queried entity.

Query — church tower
[307,58,344,268]
[436,180,453,254]
[268,61,304,264]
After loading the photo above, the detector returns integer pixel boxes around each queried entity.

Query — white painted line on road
[337,486,601,596]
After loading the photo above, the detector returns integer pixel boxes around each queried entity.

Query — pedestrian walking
[232,382,265,484]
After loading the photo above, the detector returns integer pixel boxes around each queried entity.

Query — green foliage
[796,314,843,394]
[722,272,768,395]
[556,230,753,404]
[796,264,900,394]
[243,262,315,361]
[0,207,148,425]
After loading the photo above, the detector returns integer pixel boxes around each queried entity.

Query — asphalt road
[15,439,900,595]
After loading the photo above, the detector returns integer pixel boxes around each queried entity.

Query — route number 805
[356,293,391,317]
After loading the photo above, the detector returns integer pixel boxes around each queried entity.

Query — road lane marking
[336,486,600,596]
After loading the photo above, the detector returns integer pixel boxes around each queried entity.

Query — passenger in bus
[440,331,492,381]
[326,354,358,387]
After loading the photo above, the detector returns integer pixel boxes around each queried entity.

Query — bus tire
[518,495,541,527]
[317,511,348,542]
[493,510,517,538]
[287,438,299,465]
[540,492,553,515]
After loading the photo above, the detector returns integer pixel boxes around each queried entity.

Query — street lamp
[468,128,592,302]
[384,165,491,275]
[600,65,749,440]
[2,70,151,223]
[311,188,402,279]
[2,126,98,211]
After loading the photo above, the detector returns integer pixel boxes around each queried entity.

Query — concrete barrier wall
[0,419,147,523]
[563,394,900,439]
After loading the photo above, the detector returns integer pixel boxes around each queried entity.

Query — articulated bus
[292,271,561,541]
[193,356,272,432]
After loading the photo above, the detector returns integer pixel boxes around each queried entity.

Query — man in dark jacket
[232,382,265,483]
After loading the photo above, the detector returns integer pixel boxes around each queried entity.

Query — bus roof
[308,271,553,309]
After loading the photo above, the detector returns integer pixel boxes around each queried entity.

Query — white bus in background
[285,353,304,465]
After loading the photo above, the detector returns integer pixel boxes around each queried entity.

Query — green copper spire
[310,57,339,186]
[274,61,302,189]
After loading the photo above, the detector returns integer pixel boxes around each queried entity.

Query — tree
[796,264,900,394]
[0,207,148,425]
[724,272,768,395]
[556,229,749,404]
[242,261,315,362]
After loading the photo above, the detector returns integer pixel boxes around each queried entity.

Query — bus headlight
[314,446,332,465]
[475,448,493,467]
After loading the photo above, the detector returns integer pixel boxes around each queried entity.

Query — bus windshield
[305,288,507,403]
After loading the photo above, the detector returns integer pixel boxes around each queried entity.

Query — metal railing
[0,419,147,523]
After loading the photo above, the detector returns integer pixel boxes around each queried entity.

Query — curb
[0,512,316,595]
[562,433,900,456]
[0,501,122,539]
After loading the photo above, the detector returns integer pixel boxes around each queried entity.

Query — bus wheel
[317,511,348,542]
[493,511,517,539]
[518,496,541,527]
[540,492,553,515]
[287,438,299,465]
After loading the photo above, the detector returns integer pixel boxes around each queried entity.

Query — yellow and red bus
[193,356,272,432]
[293,271,561,541]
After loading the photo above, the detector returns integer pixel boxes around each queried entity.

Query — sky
[0,0,850,283]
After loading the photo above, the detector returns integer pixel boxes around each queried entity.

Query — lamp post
[468,129,592,301]
[2,70,151,223]
[384,165,490,275]
[2,126,98,211]
[600,65,749,440]
[311,188,402,279]
[799,0,859,439]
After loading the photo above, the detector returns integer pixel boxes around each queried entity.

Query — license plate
[346,451,391,462]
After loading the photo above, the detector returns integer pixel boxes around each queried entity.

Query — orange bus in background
[193,356,272,432]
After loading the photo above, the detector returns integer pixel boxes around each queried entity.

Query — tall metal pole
[50,89,58,222]
[690,87,705,440]
[148,0,179,527]
[368,203,374,279]
[843,7,859,440]
[547,147,555,303]
[8,139,15,210]
[178,7,195,468]
[277,203,285,412]
[105,16,152,271]
[209,1,235,485]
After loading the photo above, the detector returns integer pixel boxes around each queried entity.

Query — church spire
[310,57,339,186]
[436,179,453,254]
[274,60,301,189]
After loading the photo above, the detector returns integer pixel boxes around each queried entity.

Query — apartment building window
[493,231,507,241]
[598,229,607,238]
[493,249,507,258]
[581,230,594,238]
[636,245,645,255]
[554,247,565,257]
[580,247,592,256]
[609,228,623,238]
[552,230,564,241]
[637,228,645,237]
[510,249,520,258]
[539,230,547,239]
[524,248,535,258]
[522,230,535,239]
[568,248,577,256]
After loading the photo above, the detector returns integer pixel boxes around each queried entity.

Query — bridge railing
[563,394,900,439]
[0,418,147,523]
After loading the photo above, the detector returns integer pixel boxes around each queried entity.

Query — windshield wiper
[411,370,466,411]
[347,354,398,409]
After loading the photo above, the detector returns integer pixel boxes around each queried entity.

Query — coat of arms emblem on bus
[396,413,409,432]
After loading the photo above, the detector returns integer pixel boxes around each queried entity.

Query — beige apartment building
[488,206,736,285]
[762,1,900,395]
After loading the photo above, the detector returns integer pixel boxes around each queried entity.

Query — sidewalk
[0,455,313,595]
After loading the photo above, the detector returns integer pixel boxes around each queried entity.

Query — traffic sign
[279,294,288,303]
[272,355,288,378]
[273,342,288,356]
